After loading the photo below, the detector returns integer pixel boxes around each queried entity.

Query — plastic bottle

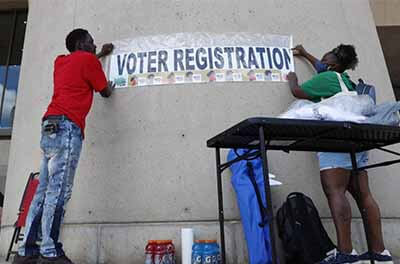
[165,240,176,264]
[191,240,205,264]
[160,240,170,264]
[154,240,167,264]
[145,240,156,264]
[212,241,221,264]
[203,240,217,264]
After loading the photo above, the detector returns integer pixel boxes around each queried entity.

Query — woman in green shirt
[287,44,392,264]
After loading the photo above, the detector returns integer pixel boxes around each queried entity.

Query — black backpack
[276,192,335,264]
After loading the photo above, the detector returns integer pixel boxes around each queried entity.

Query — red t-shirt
[44,51,107,137]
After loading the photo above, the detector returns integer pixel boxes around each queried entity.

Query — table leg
[259,126,278,264]
[216,148,226,264]
[349,151,374,264]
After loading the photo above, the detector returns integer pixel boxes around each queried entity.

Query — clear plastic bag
[279,94,375,122]
[278,100,318,120]
[319,94,375,116]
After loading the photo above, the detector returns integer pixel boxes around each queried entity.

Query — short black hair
[0,192,4,207]
[331,44,358,70]
[65,28,89,52]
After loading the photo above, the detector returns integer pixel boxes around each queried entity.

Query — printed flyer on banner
[106,32,295,88]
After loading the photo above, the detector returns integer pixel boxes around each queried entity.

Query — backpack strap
[246,162,269,227]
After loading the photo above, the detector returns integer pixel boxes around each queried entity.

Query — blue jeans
[18,118,82,257]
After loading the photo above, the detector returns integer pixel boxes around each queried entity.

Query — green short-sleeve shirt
[300,71,355,102]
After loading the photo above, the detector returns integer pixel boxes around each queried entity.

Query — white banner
[106,32,294,88]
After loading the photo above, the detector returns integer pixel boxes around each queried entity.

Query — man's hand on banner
[100,81,116,98]
[292,44,307,57]
[97,43,114,59]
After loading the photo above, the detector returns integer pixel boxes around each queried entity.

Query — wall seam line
[96,224,101,264]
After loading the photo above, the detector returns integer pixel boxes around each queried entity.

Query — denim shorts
[317,151,369,171]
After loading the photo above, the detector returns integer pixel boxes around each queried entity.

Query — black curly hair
[65,28,89,52]
[331,44,358,70]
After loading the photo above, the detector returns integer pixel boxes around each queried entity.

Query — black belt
[42,115,71,122]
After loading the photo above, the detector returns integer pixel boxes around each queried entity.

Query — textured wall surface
[1,0,399,263]
[0,141,10,196]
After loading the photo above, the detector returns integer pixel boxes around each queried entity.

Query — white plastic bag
[316,104,366,122]
[279,71,376,122]
[278,100,318,120]
[319,93,375,116]
[279,94,375,122]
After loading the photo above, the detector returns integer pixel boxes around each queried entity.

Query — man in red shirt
[13,29,115,264]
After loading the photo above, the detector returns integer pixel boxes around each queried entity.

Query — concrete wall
[0,141,10,196]
[1,0,400,263]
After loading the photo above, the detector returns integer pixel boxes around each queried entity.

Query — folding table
[207,117,400,264]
